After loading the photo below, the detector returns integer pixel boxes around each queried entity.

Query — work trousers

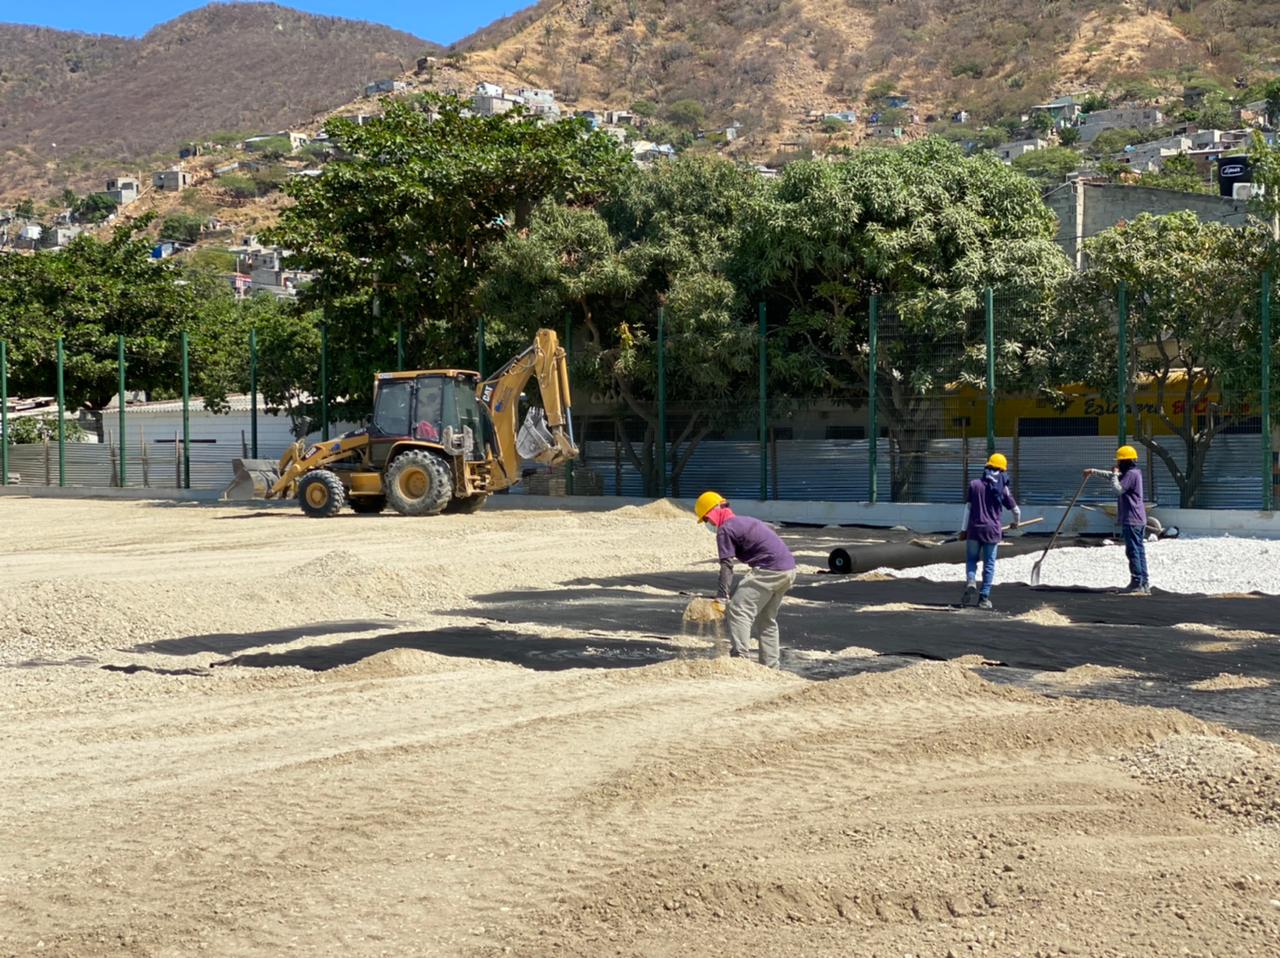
[965,539,999,598]
[1122,524,1149,587]
[726,567,797,669]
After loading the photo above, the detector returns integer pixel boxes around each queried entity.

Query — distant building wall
[1046,181,1252,267]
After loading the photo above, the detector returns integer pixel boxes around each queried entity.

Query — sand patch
[609,499,692,521]
[1035,664,1140,687]
[1013,606,1074,628]
[789,645,879,661]
[1173,623,1272,642]
[329,648,516,681]
[854,571,896,581]
[604,655,798,685]
[1125,734,1257,784]
[682,596,724,624]
[857,602,942,613]
[758,660,1011,710]
[1189,673,1272,692]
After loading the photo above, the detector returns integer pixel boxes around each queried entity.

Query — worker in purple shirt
[960,453,1021,610]
[1085,444,1149,594]
[694,491,797,669]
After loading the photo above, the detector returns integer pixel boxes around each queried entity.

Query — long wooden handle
[1037,476,1090,563]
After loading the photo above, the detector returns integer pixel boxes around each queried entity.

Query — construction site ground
[2,496,1278,957]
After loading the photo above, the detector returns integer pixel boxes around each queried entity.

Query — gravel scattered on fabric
[882,537,1280,595]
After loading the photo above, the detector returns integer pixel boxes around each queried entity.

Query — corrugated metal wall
[5,432,1265,508]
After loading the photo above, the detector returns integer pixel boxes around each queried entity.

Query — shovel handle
[1036,475,1091,565]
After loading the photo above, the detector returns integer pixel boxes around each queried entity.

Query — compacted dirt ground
[1,496,1278,957]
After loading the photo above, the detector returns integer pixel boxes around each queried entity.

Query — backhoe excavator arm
[477,328,578,491]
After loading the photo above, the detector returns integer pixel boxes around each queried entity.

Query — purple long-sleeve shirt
[1114,467,1146,527]
[964,472,1019,544]
[715,515,795,599]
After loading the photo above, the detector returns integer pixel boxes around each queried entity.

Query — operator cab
[370,371,489,463]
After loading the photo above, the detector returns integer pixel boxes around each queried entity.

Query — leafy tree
[0,218,202,416]
[4,415,88,446]
[1060,212,1274,507]
[60,188,79,208]
[1194,93,1235,131]
[1058,127,1081,147]
[1011,146,1081,186]
[72,193,118,225]
[1089,128,1140,156]
[478,156,764,496]
[1248,131,1280,240]
[631,99,657,119]
[1264,78,1280,129]
[192,294,323,437]
[265,94,629,411]
[15,199,35,220]
[1137,152,1211,194]
[743,138,1072,500]
[1030,111,1055,134]
[159,213,205,244]
[664,98,705,130]
[217,174,259,199]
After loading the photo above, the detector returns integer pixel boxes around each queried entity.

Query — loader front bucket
[222,458,283,501]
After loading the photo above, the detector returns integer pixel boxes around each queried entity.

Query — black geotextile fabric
[454,576,1280,686]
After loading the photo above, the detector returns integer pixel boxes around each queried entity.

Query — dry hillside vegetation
[0,2,428,198]
[451,0,1280,148]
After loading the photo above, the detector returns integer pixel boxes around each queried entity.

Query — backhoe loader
[223,328,577,517]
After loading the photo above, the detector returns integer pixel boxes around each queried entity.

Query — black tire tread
[444,494,489,515]
[297,470,346,518]
[385,451,453,517]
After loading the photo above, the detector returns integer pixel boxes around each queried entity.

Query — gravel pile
[884,536,1280,595]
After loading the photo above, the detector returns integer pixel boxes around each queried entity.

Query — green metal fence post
[758,302,768,501]
[180,331,190,490]
[1262,271,1273,511]
[320,320,330,441]
[56,336,66,487]
[985,287,996,454]
[397,319,406,372]
[868,295,879,504]
[1,340,7,487]
[564,313,574,496]
[657,306,666,499]
[117,335,126,487]
[1117,281,1128,445]
[477,316,486,379]
[249,328,259,458]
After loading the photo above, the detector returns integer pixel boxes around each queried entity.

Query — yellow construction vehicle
[224,328,577,517]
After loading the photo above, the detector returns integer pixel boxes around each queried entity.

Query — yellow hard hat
[1116,445,1139,461]
[694,491,727,523]
[986,453,1008,471]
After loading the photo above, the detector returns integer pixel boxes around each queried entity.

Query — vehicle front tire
[385,451,453,516]
[297,470,346,518]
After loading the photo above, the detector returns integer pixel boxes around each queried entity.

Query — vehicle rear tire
[297,470,345,518]
[385,451,453,516]
[350,496,386,515]
[444,493,489,515]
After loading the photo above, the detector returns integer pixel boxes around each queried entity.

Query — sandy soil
[2,496,1280,957]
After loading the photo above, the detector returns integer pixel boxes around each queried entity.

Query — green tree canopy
[1011,146,1082,186]
[743,137,1072,499]
[265,94,630,412]
[1060,212,1275,507]
[478,155,764,496]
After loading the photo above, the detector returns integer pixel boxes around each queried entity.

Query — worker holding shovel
[1084,445,1150,594]
[694,491,796,669]
[960,453,1021,610]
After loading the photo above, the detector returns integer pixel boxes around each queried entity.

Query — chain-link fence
[3,276,1278,510]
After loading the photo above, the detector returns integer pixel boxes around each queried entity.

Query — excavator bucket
[516,407,558,464]
[222,458,283,501]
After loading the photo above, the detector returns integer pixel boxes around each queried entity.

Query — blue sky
[1,0,529,44]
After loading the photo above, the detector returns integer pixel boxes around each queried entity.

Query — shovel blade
[1030,559,1043,588]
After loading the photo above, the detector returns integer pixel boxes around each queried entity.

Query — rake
[1030,474,1091,587]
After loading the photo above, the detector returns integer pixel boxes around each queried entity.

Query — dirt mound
[609,499,692,521]
[1035,664,1140,687]
[1189,673,1272,691]
[1013,606,1074,627]
[1173,623,1272,642]
[759,660,1006,709]
[789,645,879,660]
[1126,734,1258,783]
[605,655,798,685]
[0,579,184,659]
[329,648,514,680]
[1123,735,1280,824]
[291,550,416,602]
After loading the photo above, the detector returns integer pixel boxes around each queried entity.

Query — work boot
[962,580,977,607]
[977,596,993,610]
[1121,580,1143,594]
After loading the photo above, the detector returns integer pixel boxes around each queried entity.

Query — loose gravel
[883,536,1280,595]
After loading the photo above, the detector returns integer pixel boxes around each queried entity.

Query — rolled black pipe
[828,539,968,574]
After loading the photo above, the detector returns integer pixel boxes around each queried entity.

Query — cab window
[412,377,444,441]
[372,380,412,436]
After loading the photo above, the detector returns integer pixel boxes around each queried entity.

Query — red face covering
[706,504,735,527]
